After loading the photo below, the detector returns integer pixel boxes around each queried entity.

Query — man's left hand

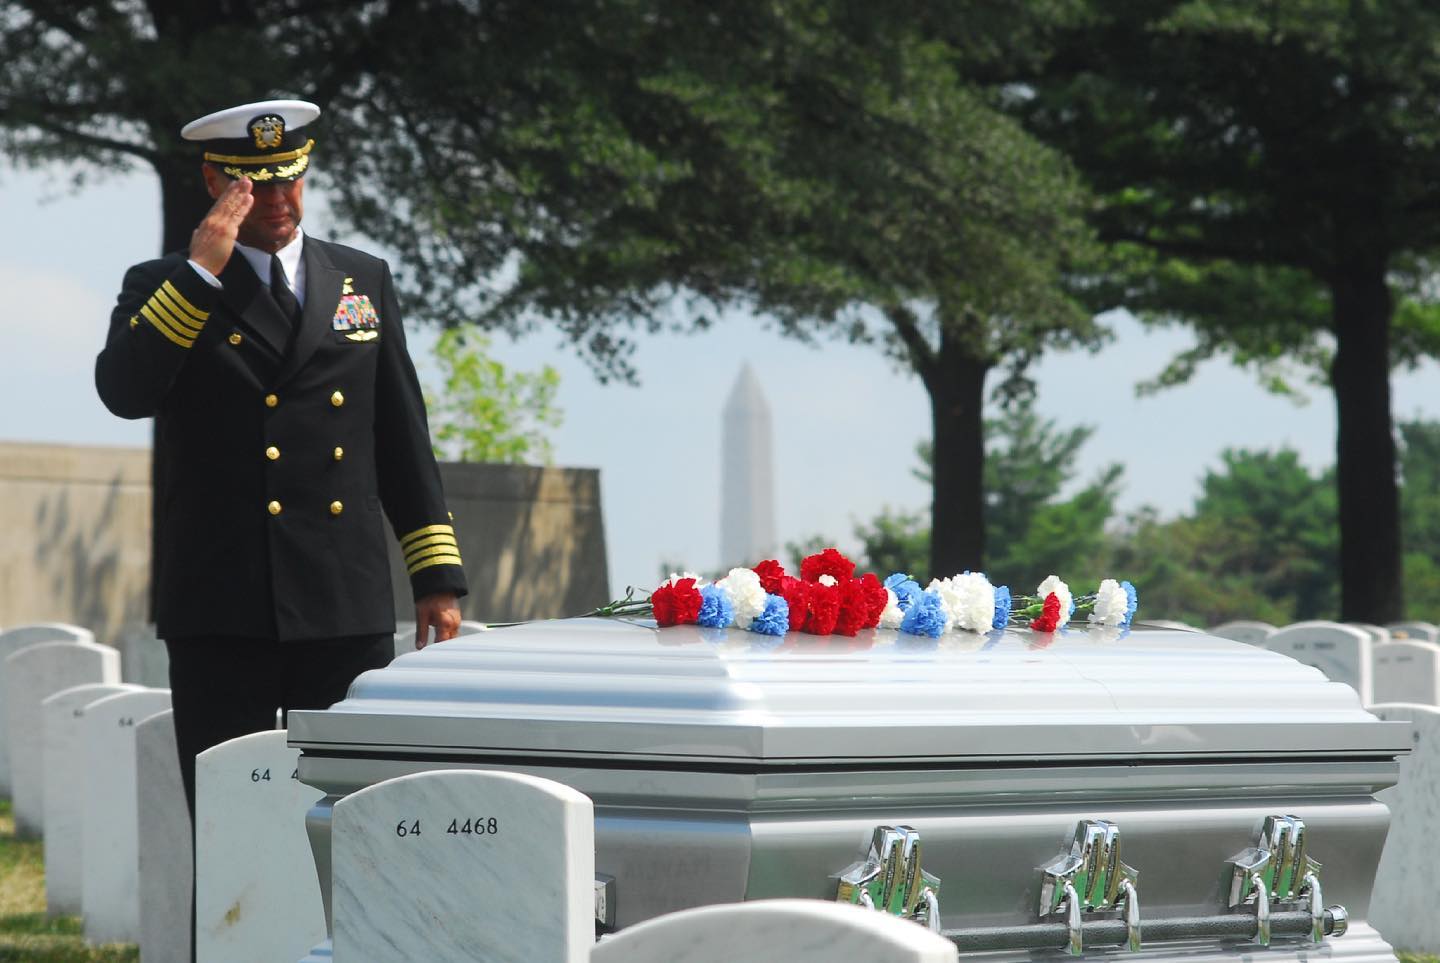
[415,592,462,648]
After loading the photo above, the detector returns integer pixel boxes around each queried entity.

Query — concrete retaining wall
[0,442,608,639]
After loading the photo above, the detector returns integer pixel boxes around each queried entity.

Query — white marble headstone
[80,688,172,944]
[332,769,594,963]
[116,621,169,687]
[0,623,95,796]
[591,899,959,963]
[1388,621,1440,644]
[1207,620,1277,645]
[1265,621,1373,704]
[4,639,118,833]
[1372,641,1440,706]
[1369,703,1440,953]
[136,709,191,963]
[40,682,139,915]
[195,730,326,963]
[1347,622,1392,645]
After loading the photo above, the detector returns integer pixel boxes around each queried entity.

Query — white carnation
[717,567,767,630]
[928,572,995,632]
[663,571,705,587]
[1090,578,1128,626]
[1036,575,1073,628]
[878,588,905,629]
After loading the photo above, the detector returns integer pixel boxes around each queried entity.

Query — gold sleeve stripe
[400,524,456,548]
[141,302,198,344]
[140,304,196,348]
[403,533,459,559]
[409,553,464,576]
[153,285,206,329]
[146,295,203,336]
[405,544,464,568]
[161,280,210,321]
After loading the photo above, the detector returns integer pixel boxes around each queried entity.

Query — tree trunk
[1330,264,1403,622]
[155,155,211,256]
[926,332,989,578]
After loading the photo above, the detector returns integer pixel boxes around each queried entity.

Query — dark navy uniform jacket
[95,236,468,641]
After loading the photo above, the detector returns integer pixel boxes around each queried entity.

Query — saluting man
[95,100,468,814]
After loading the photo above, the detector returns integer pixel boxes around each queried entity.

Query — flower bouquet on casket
[595,547,1138,640]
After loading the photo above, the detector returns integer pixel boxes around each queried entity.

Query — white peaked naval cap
[180,100,320,141]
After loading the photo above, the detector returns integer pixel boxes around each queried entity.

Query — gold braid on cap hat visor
[221,152,310,181]
[204,137,314,166]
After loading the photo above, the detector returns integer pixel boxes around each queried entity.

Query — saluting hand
[415,592,462,649]
[189,177,253,276]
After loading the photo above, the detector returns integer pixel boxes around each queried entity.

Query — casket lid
[288,618,1408,765]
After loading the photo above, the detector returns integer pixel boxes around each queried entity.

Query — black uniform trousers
[165,633,393,816]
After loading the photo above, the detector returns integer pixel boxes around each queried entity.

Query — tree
[426,327,561,465]
[853,400,1123,585]
[342,6,1103,577]
[0,1,419,253]
[1008,0,1440,621]
[3,2,1104,579]
[1107,450,1339,625]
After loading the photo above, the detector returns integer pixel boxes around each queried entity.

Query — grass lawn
[0,795,1433,962]
[0,801,135,962]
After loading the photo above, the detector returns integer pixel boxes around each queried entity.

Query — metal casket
[289,618,1410,959]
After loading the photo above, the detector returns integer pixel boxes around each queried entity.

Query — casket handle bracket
[834,825,942,933]
[1226,814,1348,947]
[1038,819,1142,955]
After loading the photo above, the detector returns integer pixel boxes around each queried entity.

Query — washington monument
[720,364,776,568]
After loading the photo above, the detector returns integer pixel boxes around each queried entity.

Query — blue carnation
[992,585,1012,629]
[1121,581,1139,626]
[697,584,735,628]
[749,594,790,636]
[899,589,948,638]
[883,573,922,610]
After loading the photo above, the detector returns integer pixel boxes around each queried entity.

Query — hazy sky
[4,160,1437,599]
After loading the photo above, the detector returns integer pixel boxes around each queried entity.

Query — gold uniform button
[333,447,345,461]
[265,446,280,461]
[331,390,345,407]
[267,500,282,516]
[264,393,279,408]
[228,333,243,345]
[330,500,344,516]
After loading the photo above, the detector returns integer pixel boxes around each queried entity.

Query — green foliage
[1106,451,1340,625]
[426,327,561,465]
[982,404,1123,589]
[854,508,929,579]
[852,400,1123,585]
[1401,419,1440,615]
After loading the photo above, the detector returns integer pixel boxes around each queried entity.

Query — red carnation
[800,548,856,584]
[835,578,869,637]
[859,573,888,629]
[753,559,788,595]
[805,580,842,635]
[776,576,810,633]
[1029,592,1062,633]
[652,578,703,627]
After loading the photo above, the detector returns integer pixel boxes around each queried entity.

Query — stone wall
[0,442,609,639]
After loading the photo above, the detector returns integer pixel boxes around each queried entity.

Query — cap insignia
[250,115,285,150]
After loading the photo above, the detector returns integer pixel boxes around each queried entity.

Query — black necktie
[269,253,301,327]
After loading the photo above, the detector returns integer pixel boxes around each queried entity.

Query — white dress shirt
[187,228,306,306]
